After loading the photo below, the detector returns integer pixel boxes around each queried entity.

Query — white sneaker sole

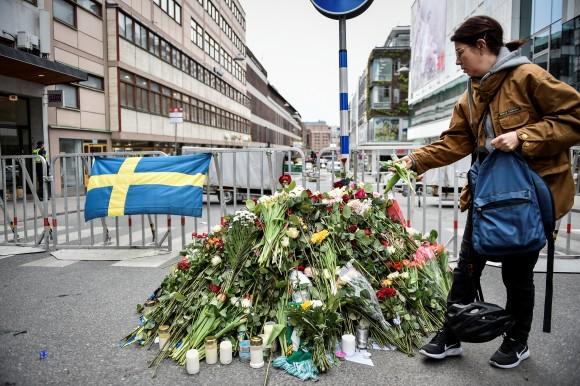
[419,347,464,359]
[489,350,530,369]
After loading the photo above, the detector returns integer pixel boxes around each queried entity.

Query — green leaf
[288,181,297,190]
[174,292,186,302]
[428,230,438,243]
[342,205,351,219]
[246,199,256,210]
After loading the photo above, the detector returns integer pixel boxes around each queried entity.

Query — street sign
[310,0,374,19]
[47,89,63,107]
[169,107,183,124]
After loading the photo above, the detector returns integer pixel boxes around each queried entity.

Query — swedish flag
[84,154,212,221]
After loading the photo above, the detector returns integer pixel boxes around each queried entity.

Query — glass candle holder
[249,336,264,369]
[205,336,218,365]
[158,325,170,351]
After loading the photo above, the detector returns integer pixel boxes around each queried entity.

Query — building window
[371,86,390,109]
[149,82,161,114]
[79,74,104,90]
[135,77,149,111]
[56,84,79,109]
[119,71,135,109]
[77,0,102,17]
[190,18,204,49]
[155,0,181,24]
[134,22,147,50]
[118,12,133,41]
[54,0,76,27]
[371,58,393,82]
[148,32,160,56]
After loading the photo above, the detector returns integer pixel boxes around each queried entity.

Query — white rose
[281,237,290,247]
[286,227,299,239]
[387,271,400,280]
[240,298,252,308]
[211,255,222,266]
[212,224,223,233]
[386,246,396,255]
[401,271,410,279]
[311,300,323,308]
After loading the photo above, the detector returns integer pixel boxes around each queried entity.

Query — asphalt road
[0,250,579,386]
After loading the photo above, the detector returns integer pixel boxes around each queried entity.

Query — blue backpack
[469,149,556,332]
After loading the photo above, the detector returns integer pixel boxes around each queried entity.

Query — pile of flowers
[123,173,452,376]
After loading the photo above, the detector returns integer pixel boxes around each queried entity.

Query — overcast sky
[239,0,413,126]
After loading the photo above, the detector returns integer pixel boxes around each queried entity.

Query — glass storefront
[0,95,31,156]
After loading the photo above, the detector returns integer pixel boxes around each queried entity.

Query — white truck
[182,147,287,204]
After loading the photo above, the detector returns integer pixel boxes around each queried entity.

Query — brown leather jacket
[410,63,580,219]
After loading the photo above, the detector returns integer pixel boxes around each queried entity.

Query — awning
[407,118,451,140]
[0,44,87,85]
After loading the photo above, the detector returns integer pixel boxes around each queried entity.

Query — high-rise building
[352,26,411,145]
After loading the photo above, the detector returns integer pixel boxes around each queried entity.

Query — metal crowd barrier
[50,151,171,251]
[182,146,306,236]
[0,155,51,250]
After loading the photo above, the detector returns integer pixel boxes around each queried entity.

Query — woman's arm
[516,71,580,157]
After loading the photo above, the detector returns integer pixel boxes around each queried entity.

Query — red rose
[208,283,221,293]
[364,228,372,236]
[376,287,397,300]
[392,262,402,271]
[220,217,229,227]
[279,174,292,186]
[342,194,350,203]
[381,239,390,247]
[305,189,313,198]
[347,224,358,233]
[177,257,190,271]
[354,188,366,199]
[333,180,345,188]
[387,200,406,224]
[326,206,333,213]
[296,265,305,272]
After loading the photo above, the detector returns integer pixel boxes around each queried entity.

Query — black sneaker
[419,328,463,359]
[489,337,530,369]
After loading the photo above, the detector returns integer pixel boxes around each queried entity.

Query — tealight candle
[342,334,356,356]
[219,340,233,365]
[186,349,200,374]
[205,336,218,365]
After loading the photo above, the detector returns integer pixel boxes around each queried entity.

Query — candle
[219,340,233,365]
[185,349,200,374]
[158,325,170,351]
[249,336,264,369]
[263,321,276,348]
[205,336,218,365]
[356,326,369,349]
[342,334,356,356]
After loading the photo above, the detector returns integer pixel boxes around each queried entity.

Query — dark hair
[36,141,44,147]
[450,15,525,54]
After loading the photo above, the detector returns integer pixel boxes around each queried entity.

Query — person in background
[32,141,50,200]
[400,15,580,369]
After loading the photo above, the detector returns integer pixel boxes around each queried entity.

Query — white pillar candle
[205,336,218,365]
[219,340,233,365]
[185,349,200,375]
[249,336,264,369]
[342,334,356,356]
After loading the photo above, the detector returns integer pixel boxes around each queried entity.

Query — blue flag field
[84,154,212,221]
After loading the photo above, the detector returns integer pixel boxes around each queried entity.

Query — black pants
[446,207,540,344]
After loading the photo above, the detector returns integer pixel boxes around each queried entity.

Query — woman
[401,15,580,369]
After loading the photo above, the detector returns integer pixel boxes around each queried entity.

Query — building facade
[245,47,302,148]
[303,121,331,154]
[408,0,580,143]
[351,26,411,146]
[1,0,302,194]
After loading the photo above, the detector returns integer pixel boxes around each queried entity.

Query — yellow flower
[381,279,393,288]
[301,300,313,311]
[310,229,330,244]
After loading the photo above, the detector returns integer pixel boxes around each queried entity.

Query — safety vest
[33,148,47,163]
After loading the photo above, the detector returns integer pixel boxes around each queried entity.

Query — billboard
[410,0,447,95]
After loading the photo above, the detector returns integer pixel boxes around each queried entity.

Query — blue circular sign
[310,0,374,20]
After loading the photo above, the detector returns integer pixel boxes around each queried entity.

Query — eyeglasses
[455,48,465,60]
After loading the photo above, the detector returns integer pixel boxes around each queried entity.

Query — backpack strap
[543,229,556,333]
